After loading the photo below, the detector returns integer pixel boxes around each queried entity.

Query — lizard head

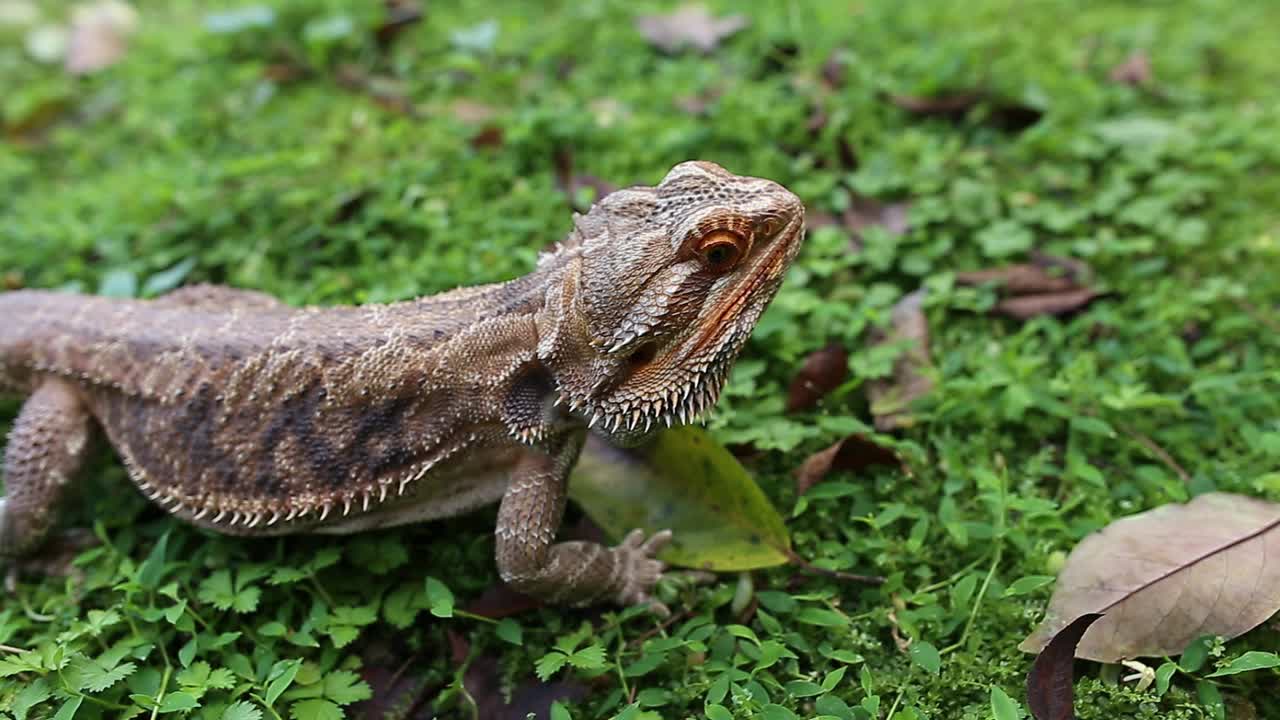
[538,160,805,440]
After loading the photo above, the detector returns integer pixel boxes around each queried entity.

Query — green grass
[3,0,1280,718]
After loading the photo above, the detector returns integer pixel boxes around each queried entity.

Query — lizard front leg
[495,433,672,613]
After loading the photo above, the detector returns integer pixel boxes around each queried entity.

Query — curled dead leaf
[786,342,849,412]
[1026,613,1105,720]
[375,0,422,47]
[866,289,934,431]
[994,289,1101,320]
[553,147,618,212]
[794,434,901,496]
[635,3,747,54]
[889,90,1043,132]
[955,264,1078,295]
[1109,50,1153,87]
[1020,492,1280,663]
[959,254,1101,320]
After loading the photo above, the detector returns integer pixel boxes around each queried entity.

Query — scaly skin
[0,161,805,611]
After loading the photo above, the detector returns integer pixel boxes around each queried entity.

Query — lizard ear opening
[625,341,658,369]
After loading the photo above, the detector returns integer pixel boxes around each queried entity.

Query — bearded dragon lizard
[0,161,805,611]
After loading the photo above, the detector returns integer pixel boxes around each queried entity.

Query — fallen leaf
[334,65,414,115]
[956,265,1078,295]
[553,147,618,212]
[375,0,422,47]
[866,290,935,431]
[890,90,986,116]
[635,3,747,54]
[1020,492,1280,663]
[793,434,901,496]
[820,49,847,89]
[994,289,1101,320]
[844,197,910,245]
[1109,50,1152,87]
[65,0,138,75]
[569,426,791,571]
[449,99,497,124]
[889,90,1043,132]
[786,343,849,412]
[1026,613,1105,720]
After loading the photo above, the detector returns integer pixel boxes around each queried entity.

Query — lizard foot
[612,528,673,616]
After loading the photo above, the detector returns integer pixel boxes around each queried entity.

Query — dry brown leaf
[635,3,747,54]
[375,0,422,47]
[888,90,1043,132]
[65,0,137,75]
[553,147,618,212]
[793,434,900,496]
[866,289,934,431]
[1109,50,1152,86]
[994,289,1101,320]
[786,343,848,413]
[955,264,1078,295]
[845,197,910,240]
[1020,492,1280,663]
[1026,613,1105,720]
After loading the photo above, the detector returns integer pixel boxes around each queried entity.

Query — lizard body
[0,161,805,609]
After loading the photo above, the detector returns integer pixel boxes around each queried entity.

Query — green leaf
[909,642,941,675]
[795,607,849,627]
[142,257,197,296]
[1070,416,1115,437]
[323,670,372,705]
[1180,635,1216,672]
[81,659,137,692]
[222,701,264,720]
[1002,575,1055,597]
[99,268,138,298]
[138,530,171,589]
[1207,651,1280,677]
[1155,662,1178,696]
[761,704,799,720]
[52,696,82,720]
[496,618,523,645]
[990,686,1022,720]
[550,701,571,720]
[569,426,790,571]
[178,637,197,667]
[11,678,52,720]
[568,644,607,671]
[266,659,302,706]
[424,577,454,618]
[535,652,569,681]
[1196,680,1225,720]
[290,698,344,720]
[158,691,200,713]
[705,705,733,720]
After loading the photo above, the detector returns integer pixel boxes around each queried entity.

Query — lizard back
[0,279,549,528]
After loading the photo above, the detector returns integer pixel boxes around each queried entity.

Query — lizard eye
[696,230,748,273]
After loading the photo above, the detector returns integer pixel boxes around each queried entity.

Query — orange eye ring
[697,230,748,272]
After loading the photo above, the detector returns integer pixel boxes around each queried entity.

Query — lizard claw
[613,528,672,616]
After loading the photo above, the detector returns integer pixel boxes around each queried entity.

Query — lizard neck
[532,250,629,427]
